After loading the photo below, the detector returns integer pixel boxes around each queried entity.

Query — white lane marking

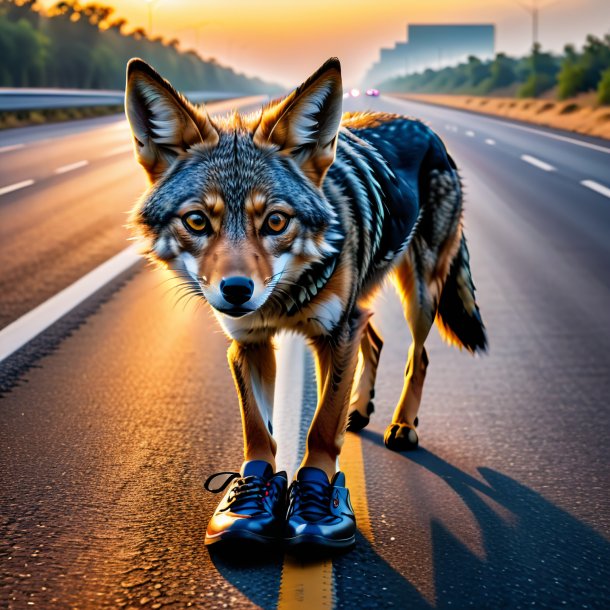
[581,179,610,199]
[0,143,25,153]
[101,144,133,158]
[0,179,35,197]
[0,246,140,363]
[465,130,475,137]
[390,96,610,154]
[54,160,89,174]
[487,115,610,154]
[273,333,307,478]
[521,154,556,172]
[485,138,496,145]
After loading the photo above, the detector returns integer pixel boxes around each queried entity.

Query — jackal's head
[126,58,343,325]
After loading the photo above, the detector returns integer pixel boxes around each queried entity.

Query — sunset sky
[41,0,610,86]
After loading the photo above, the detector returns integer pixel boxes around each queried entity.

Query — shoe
[284,467,356,550]
[204,460,287,545]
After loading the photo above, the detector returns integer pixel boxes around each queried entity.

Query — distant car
[366,88,380,97]
[349,88,361,98]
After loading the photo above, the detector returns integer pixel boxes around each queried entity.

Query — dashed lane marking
[581,179,610,199]
[0,179,35,197]
[101,144,134,158]
[465,130,475,137]
[520,154,556,172]
[0,245,140,363]
[54,160,89,174]
[485,138,496,145]
[0,143,25,153]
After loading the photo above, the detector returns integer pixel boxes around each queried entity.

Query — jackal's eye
[262,212,290,235]
[182,211,210,235]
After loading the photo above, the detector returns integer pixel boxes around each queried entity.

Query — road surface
[1,94,609,609]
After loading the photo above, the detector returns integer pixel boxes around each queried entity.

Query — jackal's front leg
[303,310,369,479]
[227,340,277,469]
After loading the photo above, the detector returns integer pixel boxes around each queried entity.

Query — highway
[1,94,609,609]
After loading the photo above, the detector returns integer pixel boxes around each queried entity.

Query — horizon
[35,0,610,88]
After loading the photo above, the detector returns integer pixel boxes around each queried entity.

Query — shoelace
[204,471,269,514]
[289,479,332,522]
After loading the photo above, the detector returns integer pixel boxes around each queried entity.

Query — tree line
[0,0,280,94]
[380,36,610,104]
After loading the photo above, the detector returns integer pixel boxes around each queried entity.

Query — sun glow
[35,0,608,87]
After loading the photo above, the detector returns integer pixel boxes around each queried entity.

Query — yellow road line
[278,555,333,609]
[277,431,372,609]
[341,431,374,544]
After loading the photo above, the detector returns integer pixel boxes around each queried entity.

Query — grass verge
[0,105,125,130]
[391,94,610,140]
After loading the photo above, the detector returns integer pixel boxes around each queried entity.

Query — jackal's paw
[384,423,419,452]
[346,402,374,433]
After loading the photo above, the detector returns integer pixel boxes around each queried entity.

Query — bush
[597,68,610,105]
[518,72,556,98]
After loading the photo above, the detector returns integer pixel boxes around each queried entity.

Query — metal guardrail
[0,89,246,111]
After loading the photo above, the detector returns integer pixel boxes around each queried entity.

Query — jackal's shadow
[358,428,610,609]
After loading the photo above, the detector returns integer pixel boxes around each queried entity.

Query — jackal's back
[326,112,460,297]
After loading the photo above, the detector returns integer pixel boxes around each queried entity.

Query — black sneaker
[284,467,356,550]
[204,460,287,545]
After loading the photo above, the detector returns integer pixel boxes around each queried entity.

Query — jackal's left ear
[254,58,343,187]
[125,58,219,182]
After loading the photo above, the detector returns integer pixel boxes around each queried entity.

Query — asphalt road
[1,95,609,609]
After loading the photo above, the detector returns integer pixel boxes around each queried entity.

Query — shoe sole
[284,532,356,550]
[204,529,278,546]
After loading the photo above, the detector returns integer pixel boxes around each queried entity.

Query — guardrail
[0,89,247,112]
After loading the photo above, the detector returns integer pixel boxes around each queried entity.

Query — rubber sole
[204,528,278,546]
[284,532,356,551]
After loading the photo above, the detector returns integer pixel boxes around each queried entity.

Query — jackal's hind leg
[384,257,435,452]
[347,321,383,432]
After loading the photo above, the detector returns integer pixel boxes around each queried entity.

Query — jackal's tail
[435,233,487,354]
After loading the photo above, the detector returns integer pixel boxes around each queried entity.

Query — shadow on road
[358,428,610,609]
[204,429,609,608]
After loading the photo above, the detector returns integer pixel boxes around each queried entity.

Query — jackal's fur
[126,57,486,475]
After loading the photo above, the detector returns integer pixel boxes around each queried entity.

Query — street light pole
[145,0,160,39]
[513,0,559,50]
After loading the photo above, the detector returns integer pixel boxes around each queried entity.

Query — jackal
[126,57,486,550]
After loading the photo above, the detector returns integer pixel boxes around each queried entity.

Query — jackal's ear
[254,58,343,187]
[125,58,219,182]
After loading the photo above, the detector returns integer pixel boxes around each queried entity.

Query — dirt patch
[389,93,610,140]
[536,103,555,114]
[559,103,580,114]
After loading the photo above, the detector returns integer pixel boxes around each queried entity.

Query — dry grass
[391,93,610,140]
[0,105,125,130]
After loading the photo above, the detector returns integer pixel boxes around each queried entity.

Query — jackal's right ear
[125,58,219,182]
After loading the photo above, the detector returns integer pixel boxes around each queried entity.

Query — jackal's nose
[220,276,254,306]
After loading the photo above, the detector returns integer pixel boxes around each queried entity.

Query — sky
[41,0,610,87]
